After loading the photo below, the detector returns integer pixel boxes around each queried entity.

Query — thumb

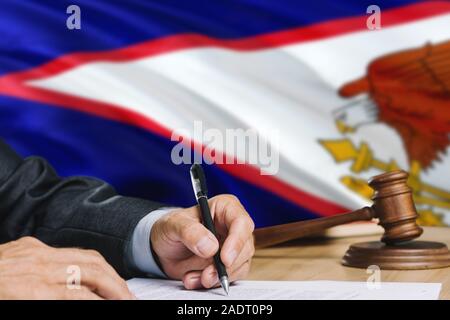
[168,214,219,258]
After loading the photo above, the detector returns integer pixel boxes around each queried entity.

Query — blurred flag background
[0,0,449,228]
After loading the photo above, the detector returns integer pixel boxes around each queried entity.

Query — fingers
[163,212,219,258]
[210,195,255,267]
[199,259,251,289]
[177,255,214,275]
[37,248,133,300]
[182,265,220,291]
[76,262,134,300]
[0,237,133,300]
[224,238,254,271]
[200,264,219,289]
[182,239,252,287]
[182,270,203,290]
[183,253,253,291]
[221,216,254,267]
[228,260,251,284]
[61,286,104,300]
[0,236,47,259]
[51,248,124,285]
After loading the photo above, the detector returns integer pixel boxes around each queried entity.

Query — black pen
[190,163,230,295]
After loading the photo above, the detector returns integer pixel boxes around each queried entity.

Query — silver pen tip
[220,276,230,296]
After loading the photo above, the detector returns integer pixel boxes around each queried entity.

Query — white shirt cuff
[129,207,175,278]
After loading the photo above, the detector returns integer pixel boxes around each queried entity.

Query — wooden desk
[249,226,450,299]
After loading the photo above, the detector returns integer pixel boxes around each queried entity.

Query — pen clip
[190,164,208,199]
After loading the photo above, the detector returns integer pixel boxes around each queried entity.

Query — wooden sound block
[342,240,450,270]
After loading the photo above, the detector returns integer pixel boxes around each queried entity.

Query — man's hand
[151,194,255,290]
[0,237,134,300]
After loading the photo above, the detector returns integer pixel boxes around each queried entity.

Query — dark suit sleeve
[0,139,164,278]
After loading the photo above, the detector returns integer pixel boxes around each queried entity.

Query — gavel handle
[254,206,375,248]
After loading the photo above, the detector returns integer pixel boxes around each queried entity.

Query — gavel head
[368,170,423,244]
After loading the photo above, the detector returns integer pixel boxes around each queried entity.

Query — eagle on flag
[336,40,450,172]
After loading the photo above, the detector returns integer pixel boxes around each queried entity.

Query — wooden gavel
[255,170,424,248]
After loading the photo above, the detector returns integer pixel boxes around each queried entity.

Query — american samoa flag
[0,0,449,228]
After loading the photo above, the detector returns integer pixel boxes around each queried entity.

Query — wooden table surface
[248,226,450,299]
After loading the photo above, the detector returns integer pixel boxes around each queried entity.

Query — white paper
[127,278,441,300]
